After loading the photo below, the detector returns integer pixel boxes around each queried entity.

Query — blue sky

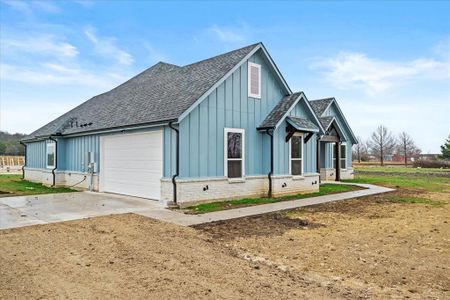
[1,0,449,153]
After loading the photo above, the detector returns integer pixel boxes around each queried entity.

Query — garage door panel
[101,131,162,200]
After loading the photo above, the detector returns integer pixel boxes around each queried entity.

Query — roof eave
[22,118,177,142]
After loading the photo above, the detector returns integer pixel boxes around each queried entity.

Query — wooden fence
[0,156,25,167]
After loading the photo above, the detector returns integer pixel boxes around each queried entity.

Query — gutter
[168,122,180,207]
[265,129,274,198]
[21,118,178,142]
[19,141,27,179]
[48,136,58,187]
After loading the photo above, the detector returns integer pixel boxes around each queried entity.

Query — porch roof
[286,116,320,133]
[318,116,335,130]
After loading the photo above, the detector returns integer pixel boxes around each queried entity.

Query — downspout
[48,136,58,187]
[168,122,179,207]
[19,141,27,179]
[265,129,274,198]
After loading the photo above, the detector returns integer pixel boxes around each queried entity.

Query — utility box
[86,151,97,173]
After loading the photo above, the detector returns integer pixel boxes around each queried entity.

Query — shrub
[412,159,450,169]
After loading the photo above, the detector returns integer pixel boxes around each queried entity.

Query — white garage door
[100,131,163,200]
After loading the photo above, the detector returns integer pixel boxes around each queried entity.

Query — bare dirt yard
[1,170,449,299]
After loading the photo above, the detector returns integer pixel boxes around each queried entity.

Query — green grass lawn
[0,174,76,196]
[354,166,450,174]
[185,183,363,214]
[344,174,450,192]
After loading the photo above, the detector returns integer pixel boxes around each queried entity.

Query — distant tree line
[0,131,27,156]
[353,126,450,166]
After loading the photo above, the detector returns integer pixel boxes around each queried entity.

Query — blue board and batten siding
[164,49,322,178]
[322,104,353,168]
[271,98,319,175]
[166,49,288,178]
[26,140,47,169]
[26,135,100,173]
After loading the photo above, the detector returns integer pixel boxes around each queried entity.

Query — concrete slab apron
[0,192,163,230]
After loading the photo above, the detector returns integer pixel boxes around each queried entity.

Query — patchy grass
[344,174,449,192]
[386,195,445,207]
[185,183,363,214]
[0,174,76,196]
[354,166,450,174]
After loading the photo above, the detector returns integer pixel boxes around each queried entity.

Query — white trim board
[224,128,245,179]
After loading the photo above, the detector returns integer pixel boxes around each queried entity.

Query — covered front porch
[315,118,350,181]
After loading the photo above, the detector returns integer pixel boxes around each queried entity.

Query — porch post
[316,137,321,183]
[335,141,341,181]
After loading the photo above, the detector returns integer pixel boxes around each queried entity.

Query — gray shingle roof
[287,116,319,132]
[257,92,302,129]
[309,98,334,116]
[318,116,334,130]
[27,43,260,139]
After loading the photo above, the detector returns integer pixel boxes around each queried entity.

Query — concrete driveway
[0,192,163,230]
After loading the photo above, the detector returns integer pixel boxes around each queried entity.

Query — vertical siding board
[199,100,209,177]
[189,107,200,177]
[232,70,241,128]
[26,141,47,169]
[216,84,225,176]
[179,117,190,178]
[163,126,171,177]
[224,76,233,128]
[208,91,218,176]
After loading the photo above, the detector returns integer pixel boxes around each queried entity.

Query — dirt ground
[1,189,449,299]
[0,214,349,299]
[196,190,450,299]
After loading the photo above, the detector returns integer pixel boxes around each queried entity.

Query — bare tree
[368,125,396,166]
[353,136,368,163]
[397,132,421,166]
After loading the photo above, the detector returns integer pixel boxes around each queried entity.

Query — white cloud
[84,27,134,65]
[0,63,127,89]
[1,0,60,14]
[207,24,248,43]
[312,51,450,95]
[1,35,78,58]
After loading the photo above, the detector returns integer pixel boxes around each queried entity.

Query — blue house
[22,43,357,206]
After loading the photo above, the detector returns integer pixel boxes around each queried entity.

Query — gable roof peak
[183,42,261,68]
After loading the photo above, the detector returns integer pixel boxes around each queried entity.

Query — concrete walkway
[1,183,394,230]
[135,182,395,226]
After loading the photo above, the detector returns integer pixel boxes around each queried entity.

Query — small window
[290,135,303,175]
[332,143,346,169]
[248,62,261,98]
[46,142,56,169]
[224,128,245,178]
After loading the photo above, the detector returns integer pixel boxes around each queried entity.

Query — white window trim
[332,142,347,170]
[46,142,56,169]
[288,133,304,176]
[224,128,245,178]
[248,62,261,99]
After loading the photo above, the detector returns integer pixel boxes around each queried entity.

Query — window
[224,128,245,178]
[290,134,303,176]
[248,62,261,98]
[46,142,56,169]
[332,143,347,169]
